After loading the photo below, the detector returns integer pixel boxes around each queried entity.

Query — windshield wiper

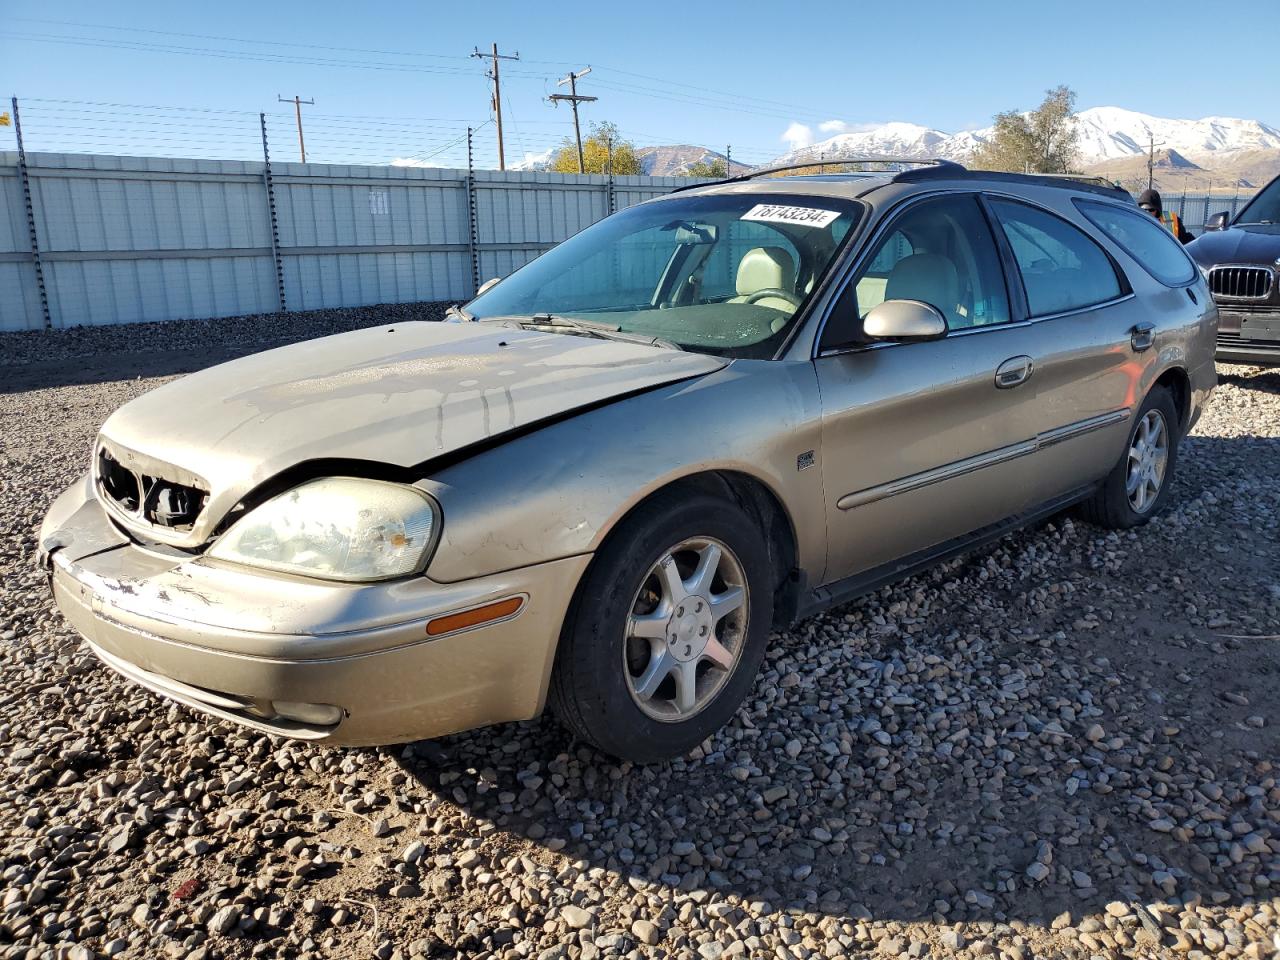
[513,313,683,351]
[444,302,474,321]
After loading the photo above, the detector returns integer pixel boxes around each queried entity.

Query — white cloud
[781,122,814,150]
[819,120,848,134]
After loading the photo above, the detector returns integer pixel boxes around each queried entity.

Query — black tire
[548,489,775,763]
[1079,386,1181,529]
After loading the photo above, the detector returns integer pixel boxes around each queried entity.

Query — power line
[547,67,596,174]
[8,16,474,60]
[10,18,841,120]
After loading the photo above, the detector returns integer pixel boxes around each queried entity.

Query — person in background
[1138,188,1195,244]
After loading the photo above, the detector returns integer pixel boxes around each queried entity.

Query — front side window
[850,194,1011,331]
[989,198,1124,316]
[467,193,861,358]
[1074,199,1196,286]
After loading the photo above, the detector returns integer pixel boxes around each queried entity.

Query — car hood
[98,321,725,546]
[1188,222,1280,265]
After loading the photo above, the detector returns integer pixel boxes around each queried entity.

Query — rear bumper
[44,481,590,746]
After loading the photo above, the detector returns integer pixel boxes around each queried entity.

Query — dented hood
[98,321,725,545]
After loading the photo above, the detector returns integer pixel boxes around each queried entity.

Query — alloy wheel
[1126,409,1169,513]
[623,537,749,722]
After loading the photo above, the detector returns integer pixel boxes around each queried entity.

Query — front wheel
[548,490,774,763]
[1080,386,1180,529]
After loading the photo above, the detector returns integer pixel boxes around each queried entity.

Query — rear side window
[988,198,1124,316]
[1073,199,1196,286]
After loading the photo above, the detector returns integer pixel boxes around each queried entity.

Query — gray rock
[207,905,241,935]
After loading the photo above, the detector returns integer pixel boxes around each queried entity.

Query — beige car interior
[730,247,799,330]
[884,253,961,322]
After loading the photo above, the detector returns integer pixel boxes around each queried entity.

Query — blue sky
[3,0,1278,168]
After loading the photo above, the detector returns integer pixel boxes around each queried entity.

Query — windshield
[1236,177,1280,224]
[466,192,862,358]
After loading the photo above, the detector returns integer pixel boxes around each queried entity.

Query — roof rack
[909,168,1133,200]
[670,157,964,193]
[669,159,1134,203]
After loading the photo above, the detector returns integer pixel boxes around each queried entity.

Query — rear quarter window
[1073,199,1197,286]
[989,198,1125,317]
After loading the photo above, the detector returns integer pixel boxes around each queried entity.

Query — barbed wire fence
[0,96,787,174]
[0,96,743,332]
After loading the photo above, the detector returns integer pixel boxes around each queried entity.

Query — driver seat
[729,247,796,315]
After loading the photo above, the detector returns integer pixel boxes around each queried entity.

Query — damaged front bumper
[40,474,589,746]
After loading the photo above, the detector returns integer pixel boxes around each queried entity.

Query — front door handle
[995,355,1034,389]
[1130,321,1156,352]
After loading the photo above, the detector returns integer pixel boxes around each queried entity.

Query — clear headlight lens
[208,478,438,582]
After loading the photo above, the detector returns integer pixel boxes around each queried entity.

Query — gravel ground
[1,311,1278,960]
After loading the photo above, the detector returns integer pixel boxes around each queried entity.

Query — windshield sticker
[742,203,841,229]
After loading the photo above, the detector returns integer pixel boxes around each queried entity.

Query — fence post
[12,97,51,329]
[606,136,616,215]
[465,126,480,295]
[259,113,287,313]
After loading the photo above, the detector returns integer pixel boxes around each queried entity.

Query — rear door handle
[995,355,1034,389]
[1130,321,1156,352]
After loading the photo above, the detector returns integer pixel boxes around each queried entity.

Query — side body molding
[837,409,1131,511]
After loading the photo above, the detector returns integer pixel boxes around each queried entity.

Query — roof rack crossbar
[671,157,966,193]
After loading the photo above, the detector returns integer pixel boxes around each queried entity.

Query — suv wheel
[1080,386,1180,529]
[549,490,774,763]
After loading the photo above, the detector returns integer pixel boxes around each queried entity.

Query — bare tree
[971,86,1080,174]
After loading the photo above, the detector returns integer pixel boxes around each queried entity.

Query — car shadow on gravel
[392,432,1279,940]
[1218,366,1280,396]
[0,347,277,393]
[0,302,448,393]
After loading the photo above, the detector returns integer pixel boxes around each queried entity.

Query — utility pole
[1146,132,1165,192]
[471,43,519,171]
[277,95,314,163]
[725,145,731,174]
[548,67,596,174]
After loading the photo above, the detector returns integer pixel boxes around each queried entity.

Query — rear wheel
[1080,386,1180,529]
[549,490,774,763]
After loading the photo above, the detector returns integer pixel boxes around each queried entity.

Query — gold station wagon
[40,160,1217,762]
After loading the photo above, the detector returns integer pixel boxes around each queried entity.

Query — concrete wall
[0,151,693,331]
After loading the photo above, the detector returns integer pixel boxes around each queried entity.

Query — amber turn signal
[425,596,524,637]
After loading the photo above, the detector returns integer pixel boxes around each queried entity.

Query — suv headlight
[208,477,438,582]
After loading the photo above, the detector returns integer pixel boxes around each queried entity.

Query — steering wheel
[745,288,802,308]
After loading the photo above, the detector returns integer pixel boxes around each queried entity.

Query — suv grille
[1208,265,1273,300]
[97,446,208,531]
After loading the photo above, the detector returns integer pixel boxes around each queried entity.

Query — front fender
[421,360,826,584]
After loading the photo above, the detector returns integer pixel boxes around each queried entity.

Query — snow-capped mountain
[777,122,952,165]
[511,148,554,171]
[635,145,750,177]
[774,107,1280,168]
[1069,107,1280,162]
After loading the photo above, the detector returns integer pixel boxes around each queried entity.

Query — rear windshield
[467,193,862,358]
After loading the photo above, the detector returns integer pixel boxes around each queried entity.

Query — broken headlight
[207,478,438,582]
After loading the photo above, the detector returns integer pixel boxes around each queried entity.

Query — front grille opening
[1208,266,1273,300]
[97,447,208,530]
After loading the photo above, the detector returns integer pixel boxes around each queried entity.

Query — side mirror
[1205,211,1230,232]
[475,277,502,296]
[863,299,947,341]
